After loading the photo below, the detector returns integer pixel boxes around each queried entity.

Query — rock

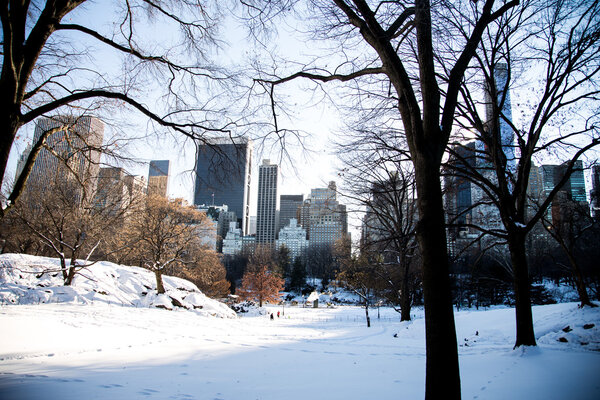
[562,326,572,333]
[558,337,568,343]
[583,323,595,330]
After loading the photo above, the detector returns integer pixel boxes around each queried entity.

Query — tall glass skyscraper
[194,137,253,234]
[478,63,516,170]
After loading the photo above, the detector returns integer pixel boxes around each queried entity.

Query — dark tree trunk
[400,264,412,321]
[507,231,536,347]
[365,303,371,328]
[65,264,76,286]
[414,160,461,400]
[59,255,68,281]
[155,269,166,294]
[565,251,596,308]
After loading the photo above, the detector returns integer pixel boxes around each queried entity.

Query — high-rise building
[307,181,348,247]
[94,167,146,218]
[278,194,304,236]
[147,160,170,197]
[528,161,589,223]
[222,222,244,256]
[194,137,253,235]
[478,63,515,170]
[444,142,477,238]
[276,219,308,262]
[256,159,279,245]
[14,143,32,183]
[27,115,104,204]
[94,167,130,214]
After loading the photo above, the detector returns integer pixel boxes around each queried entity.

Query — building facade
[276,218,308,262]
[306,181,348,248]
[194,137,253,235]
[27,115,104,204]
[256,159,279,245]
[278,194,304,237]
[147,160,170,197]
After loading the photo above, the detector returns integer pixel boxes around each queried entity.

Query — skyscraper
[27,115,104,204]
[307,181,348,247]
[194,137,253,234]
[147,160,170,197]
[478,63,516,170]
[278,194,304,236]
[444,141,477,237]
[256,159,279,245]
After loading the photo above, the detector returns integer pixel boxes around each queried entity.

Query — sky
[4,1,352,229]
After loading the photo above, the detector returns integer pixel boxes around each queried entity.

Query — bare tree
[0,1,233,215]
[243,1,519,396]
[449,0,600,346]
[124,195,212,294]
[335,236,383,327]
[339,150,420,321]
[542,196,597,307]
[9,176,130,285]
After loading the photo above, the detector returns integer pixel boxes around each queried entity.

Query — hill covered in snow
[0,253,236,318]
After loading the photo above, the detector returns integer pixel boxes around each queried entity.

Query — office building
[256,159,279,245]
[94,167,146,218]
[222,222,244,256]
[278,194,304,236]
[147,160,170,197]
[276,219,308,262]
[27,115,104,204]
[478,63,516,170]
[307,181,348,247]
[194,137,253,234]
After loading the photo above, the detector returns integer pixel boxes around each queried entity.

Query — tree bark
[365,302,371,328]
[507,231,536,347]
[155,269,166,294]
[400,264,412,321]
[414,158,461,400]
[565,251,595,308]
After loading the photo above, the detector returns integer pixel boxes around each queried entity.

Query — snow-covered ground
[1,254,599,399]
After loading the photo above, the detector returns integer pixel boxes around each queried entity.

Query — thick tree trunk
[365,303,371,328]
[64,254,78,286]
[414,161,461,400]
[565,252,596,308]
[400,264,412,321]
[59,255,68,281]
[0,113,21,205]
[65,264,77,286]
[154,269,166,294]
[508,232,536,347]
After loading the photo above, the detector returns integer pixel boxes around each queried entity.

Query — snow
[0,253,236,318]
[1,254,600,399]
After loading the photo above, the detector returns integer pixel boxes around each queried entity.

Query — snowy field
[1,254,599,399]
[1,303,599,400]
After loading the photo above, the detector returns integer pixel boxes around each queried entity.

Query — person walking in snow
[270,313,274,320]
[277,311,280,318]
